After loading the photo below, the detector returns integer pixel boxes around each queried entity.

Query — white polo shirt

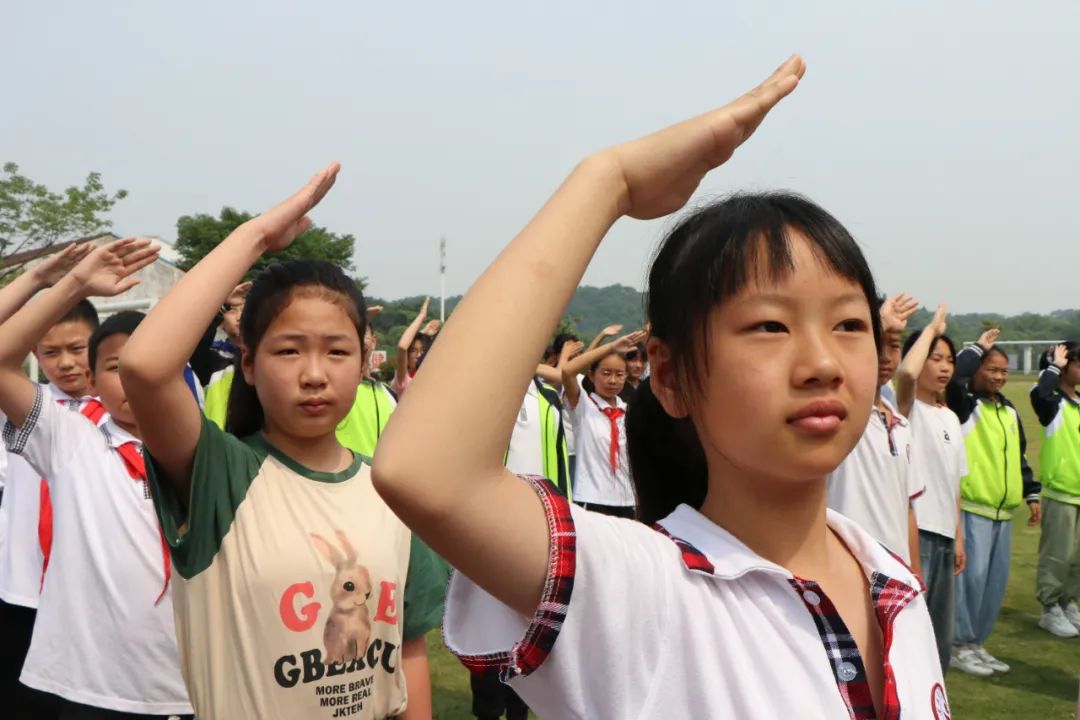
[568,386,633,507]
[0,384,100,608]
[3,386,191,715]
[910,400,968,539]
[505,382,544,477]
[444,476,947,719]
[827,399,923,562]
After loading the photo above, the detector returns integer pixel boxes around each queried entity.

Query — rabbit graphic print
[311,530,374,665]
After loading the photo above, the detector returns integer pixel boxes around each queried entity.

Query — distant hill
[367,284,646,347]
[368,283,1080,352]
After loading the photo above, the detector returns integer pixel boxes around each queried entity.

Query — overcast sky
[3,1,1077,313]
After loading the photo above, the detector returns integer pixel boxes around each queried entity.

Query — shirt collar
[656,504,920,591]
[588,391,626,411]
[100,419,141,449]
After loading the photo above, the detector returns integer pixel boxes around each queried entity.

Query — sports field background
[425,375,1080,718]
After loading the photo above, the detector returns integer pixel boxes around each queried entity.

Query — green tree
[175,207,359,283]
[0,162,128,281]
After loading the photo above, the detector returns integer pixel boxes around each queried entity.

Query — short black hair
[59,299,100,332]
[88,311,144,372]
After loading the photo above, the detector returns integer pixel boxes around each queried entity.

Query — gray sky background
[3,1,1077,314]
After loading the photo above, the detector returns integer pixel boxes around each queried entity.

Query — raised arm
[394,298,429,380]
[0,243,92,324]
[372,56,805,616]
[0,239,156,426]
[587,324,623,351]
[895,303,946,417]
[1030,344,1067,427]
[120,164,340,501]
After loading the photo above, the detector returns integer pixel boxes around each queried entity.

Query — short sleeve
[442,475,671,718]
[146,413,265,579]
[952,415,969,480]
[402,534,448,640]
[2,385,98,481]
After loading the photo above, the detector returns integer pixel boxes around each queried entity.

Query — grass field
[424,376,1080,719]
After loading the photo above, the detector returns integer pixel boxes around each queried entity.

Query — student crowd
[0,57,1076,720]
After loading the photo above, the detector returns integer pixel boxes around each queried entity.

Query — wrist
[53,272,92,302]
[574,153,630,221]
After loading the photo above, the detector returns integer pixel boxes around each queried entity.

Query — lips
[787,399,848,435]
[299,398,330,414]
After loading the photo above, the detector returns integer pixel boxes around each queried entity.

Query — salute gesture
[244,162,341,252]
[599,55,805,220]
[70,237,160,297]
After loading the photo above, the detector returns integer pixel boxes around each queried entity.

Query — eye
[329,349,351,357]
[343,581,356,592]
[751,321,788,333]
[836,319,869,332]
[274,348,299,356]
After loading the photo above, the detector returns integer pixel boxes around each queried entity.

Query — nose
[791,329,844,389]
[299,352,328,388]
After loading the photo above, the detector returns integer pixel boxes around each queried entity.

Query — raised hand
[599,55,805,220]
[243,163,340,253]
[421,319,442,336]
[1052,343,1069,368]
[367,305,384,317]
[31,242,93,288]
[559,340,585,363]
[599,324,624,338]
[70,237,160,298]
[415,297,430,321]
[226,281,253,308]
[929,303,948,336]
[977,327,1001,350]
[880,292,919,334]
[613,329,649,353]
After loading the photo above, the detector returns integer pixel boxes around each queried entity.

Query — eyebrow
[268,332,356,343]
[737,291,867,307]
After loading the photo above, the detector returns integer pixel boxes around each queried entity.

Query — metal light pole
[439,236,447,322]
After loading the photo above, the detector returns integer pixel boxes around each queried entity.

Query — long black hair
[625,192,882,524]
[226,260,367,437]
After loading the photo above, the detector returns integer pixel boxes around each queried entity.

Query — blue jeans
[954,512,1012,646]
[918,531,955,672]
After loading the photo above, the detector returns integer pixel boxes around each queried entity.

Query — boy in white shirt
[0,244,108,719]
[0,239,192,719]
[828,292,923,569]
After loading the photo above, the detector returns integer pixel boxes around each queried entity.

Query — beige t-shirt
[148,417,445,720]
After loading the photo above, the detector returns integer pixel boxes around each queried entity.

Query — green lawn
[426,376,1080,719]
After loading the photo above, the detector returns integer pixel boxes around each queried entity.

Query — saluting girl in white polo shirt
[373,56,948,719]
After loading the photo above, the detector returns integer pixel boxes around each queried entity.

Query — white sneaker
[1039,605,1080,638]
[951,644,994,676]
[973,645,1011,672]
[1063,602,1080,632]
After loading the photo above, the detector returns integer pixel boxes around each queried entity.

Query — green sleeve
[147,413,266,579]
[402,534,449,640]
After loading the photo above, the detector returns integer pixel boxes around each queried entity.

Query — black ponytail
[626,192,881,524]
[225,259,366,438]
[625,377,707,525]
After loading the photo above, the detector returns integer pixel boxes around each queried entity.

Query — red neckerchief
[588,394,625,476]
[38,398,107,591]
[114,441,171,605]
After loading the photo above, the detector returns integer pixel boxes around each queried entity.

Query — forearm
[534,363,561,387]
[122,231,262,385]
[0,271,45,325]
[0,274,85,370]
[374,156,623,504]
[563,340,618,378]
[908,507,921,576]
[395,636,432,720]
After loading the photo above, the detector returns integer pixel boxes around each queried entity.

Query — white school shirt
[0,384,99,608]
[2,386,191,715]
[505,382,544,477]
[910,400,968,539]
[560,374,583,458]
[827,398,923,562]
[444,476,948,720]
[569,386,633,507]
